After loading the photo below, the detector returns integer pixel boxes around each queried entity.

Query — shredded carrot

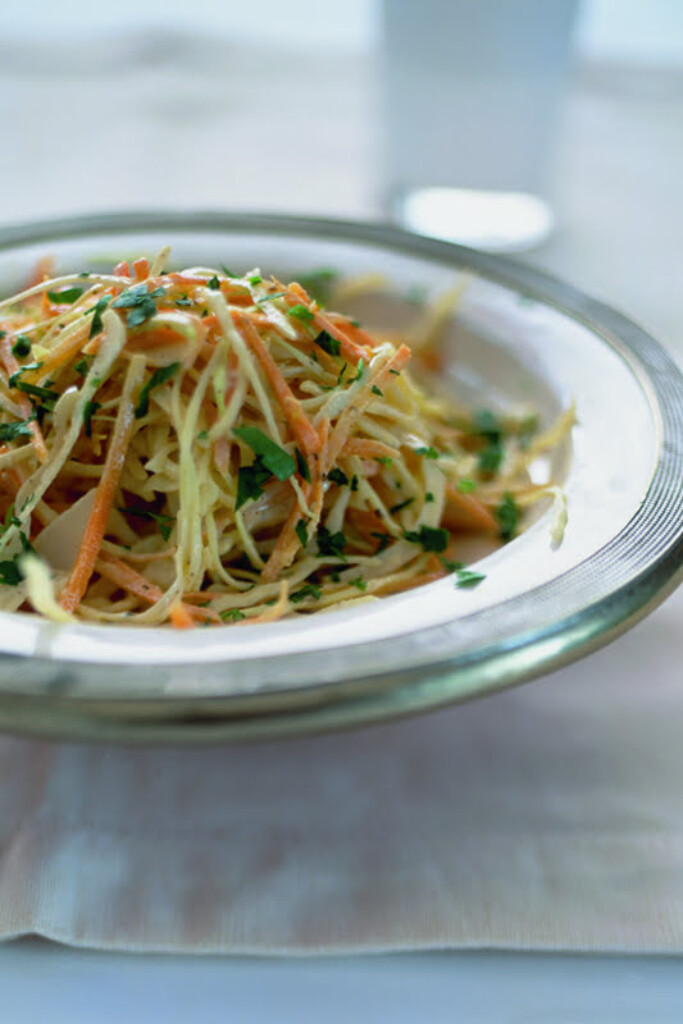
[233,310,321,455]
[169,601,195,629]
[443,484,499,533]
[59,360,144,613]
[132,257,150,282]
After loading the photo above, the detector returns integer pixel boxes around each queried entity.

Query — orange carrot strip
[233,311,321,456]
[443,483,499,533]
[113,261,131,277]
[132,257,150,282]
[341,438,401,461]
[0,337,49,464]
[59,366,142,613]
[169,602,195,629]
[96,552,221,624]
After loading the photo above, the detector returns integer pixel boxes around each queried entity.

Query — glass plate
[0,211,681,742]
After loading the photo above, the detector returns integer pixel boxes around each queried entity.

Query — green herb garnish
[370,531,391,553]
[389,497,414,515]
[295,519,309,548]
[314,330,341,358]
[233,425,296,481]
[135,362,181,419]
[206,274,221,290]
[0,559,22,586]
[403,525,449,553]
[83,400,101,439]
[371,385,384,397]
[235,458,272,510]
[0,417,35,443]
[455,568,486,588]
[47,286,84,305]
[349,576,367,591]
[496,493,519,541]
[457,478,476,493]
[11,335,31,359]
[327,467,349,487]
[121,505,175,542]
[112,285,164,329]
[295,447,311,482]
[317,525,347,560]
[414,446,439,459]
[290,583,322,603]
[288,303,315,325]
[74,356,91,377]
[221,608,246,622]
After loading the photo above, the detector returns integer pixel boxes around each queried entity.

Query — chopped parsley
[370,531,391,553]
[206,274,221,290]
[221,265,235,278]
[414,445,439,459]
[197,429,209,441]
[13,380,59,407]
[389,497,414,515]
[175,296,193,308]
[314,330,341,358]
[235,458,272,510]
[255,291,288,305]
[288,303,315,325]
[121,505,175,542]
[350,474,359,492]
[0,417,35,443]
[371,385,384,397]
[11,335,31,359]
[112,285,165,329]
[457,478,476,494]
[350,359,365,383]
[472,410,504,475]
[233,425,296,481]
[295,519,309,548]
[88,295,112,339]
[375,456,392,468]
[74,356,91,377]
[317,525,347,560]
[221,608,246,622]
[496,493,519,541]
[8,362,43,389]
[295,447,311,482]
[47,286,84,305]
[455,568,486,588]
[327,467,349,487]
[403,525,449,553]
[425,492,435,503]
[83,400,100,439]
[0,559,22,586]
[388,368,401,376]
[290,583,322,603]
[248,274,262,286]
[135,362,181,419]
[349,576,367,591]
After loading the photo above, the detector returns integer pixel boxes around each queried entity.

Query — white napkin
[1,584,682,955]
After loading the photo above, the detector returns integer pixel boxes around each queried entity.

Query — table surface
[0,37,682,1020]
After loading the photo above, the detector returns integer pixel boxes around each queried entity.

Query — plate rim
[0,209,682,743]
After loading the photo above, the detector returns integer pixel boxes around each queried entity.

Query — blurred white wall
[3,0,683,64]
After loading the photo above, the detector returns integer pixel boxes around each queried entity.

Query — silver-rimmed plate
[0,211,682,743]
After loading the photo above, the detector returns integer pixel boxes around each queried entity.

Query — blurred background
[0,0,682,346]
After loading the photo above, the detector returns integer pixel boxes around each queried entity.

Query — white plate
[0,212,681,742]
